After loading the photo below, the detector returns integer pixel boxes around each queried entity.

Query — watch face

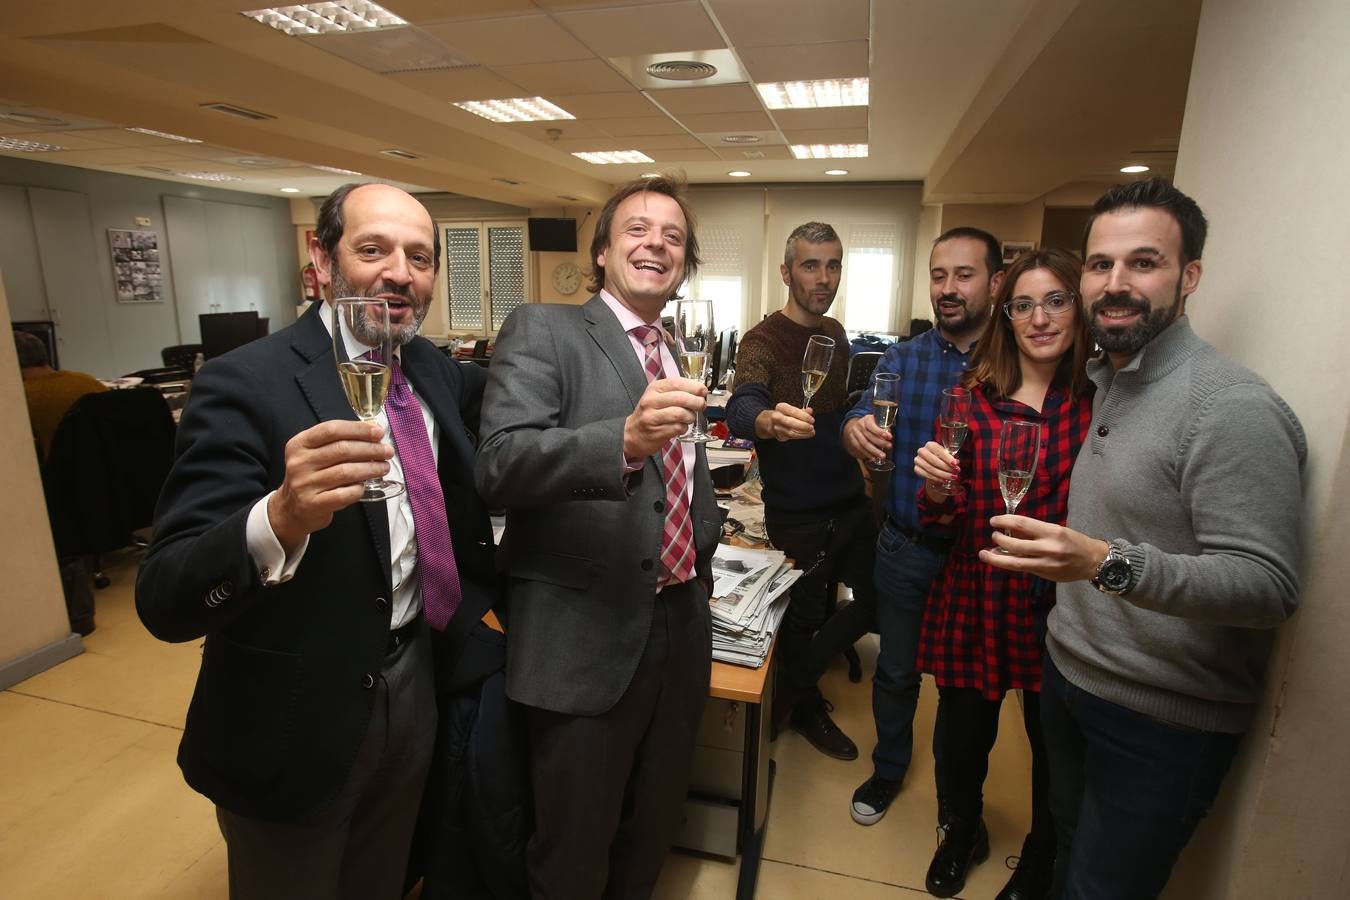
[1099,558,1131,590]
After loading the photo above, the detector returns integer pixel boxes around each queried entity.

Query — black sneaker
[850,773,901,825]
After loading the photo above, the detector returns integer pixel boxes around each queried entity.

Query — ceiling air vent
[721,134,762,144]
[200,102,276,121]
[741,150,766,159]
[380,148,420,159]
[645,60,718,82]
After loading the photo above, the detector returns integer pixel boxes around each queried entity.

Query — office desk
[677,640,777,900]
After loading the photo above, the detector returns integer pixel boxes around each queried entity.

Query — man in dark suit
[476,175,721,899]
[137,183,496,900]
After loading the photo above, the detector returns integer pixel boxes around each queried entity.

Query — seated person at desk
[726,221,876,761]
[15,330,108,636]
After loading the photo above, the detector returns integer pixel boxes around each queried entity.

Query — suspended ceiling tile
[505,120,611,141]
[643,147,718,162]
[738,40,870,83]
[532,0,676,9]
[554,1,724,58]
[542,91,662,119]
[597,116,685,137]
[82,127,206,148]
[387,0,538,23]
[771,107,868,130]
[781,127,869,145]
[624,134,704,150]
[490,59,634,95]
[650,84,763,115]
[714,145,793,161]
[388,67,528,102]
[676,111,773,133]
[708,0,870,49]
[31,147,195,165]
[421,14,593,66]
[548,136,639,152]
[300,26,474,74]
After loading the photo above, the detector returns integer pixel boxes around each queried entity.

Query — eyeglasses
[1003,291,1077,321]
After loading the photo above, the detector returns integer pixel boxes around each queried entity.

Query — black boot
[925,817,989,898]
[995,834,1055,900]
[790,698,858,760]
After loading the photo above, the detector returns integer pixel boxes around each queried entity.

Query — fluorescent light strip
[572,150,654,165]
[790,143,869,160]
[0,137,65,152]
[126,127,202,144]
[757,78,868,110]
[242,1,407,37]
[313,164,364,175]
[175,171,245,182]
[454,97,575,123]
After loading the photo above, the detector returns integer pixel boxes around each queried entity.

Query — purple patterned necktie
[384,359,461,630]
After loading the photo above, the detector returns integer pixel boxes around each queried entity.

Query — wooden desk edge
[709,642,774,704]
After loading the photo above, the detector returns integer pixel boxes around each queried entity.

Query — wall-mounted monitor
[527,217,578,253]
[13,320,59,369]
[199,311,262,360]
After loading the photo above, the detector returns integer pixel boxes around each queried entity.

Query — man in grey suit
[476,175,721,899]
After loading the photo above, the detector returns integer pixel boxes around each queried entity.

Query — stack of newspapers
[709,543,800,668]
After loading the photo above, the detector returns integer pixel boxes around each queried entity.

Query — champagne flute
[669,299,715,443]
[993,418,1041,553]
[936,387,972,497]
[867,372,900,472]
[332,297,404,502]
[801,334,835,408]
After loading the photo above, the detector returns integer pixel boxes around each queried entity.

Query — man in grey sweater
[982,178,1305,900]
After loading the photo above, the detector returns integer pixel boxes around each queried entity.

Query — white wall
[1160,0,1350,897]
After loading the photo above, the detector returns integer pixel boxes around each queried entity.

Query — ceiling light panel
[454,98,575,123]
[0,137,65,152]
[313,164,363,175]
[125,127,202,144]
[572,150,655,165]
[175,171,246,182]
[242,1,406,37]
[757,78,868,109]
[790,143,869,159]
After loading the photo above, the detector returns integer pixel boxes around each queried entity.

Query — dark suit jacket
[136,302,497,821]
[475,296,720,716]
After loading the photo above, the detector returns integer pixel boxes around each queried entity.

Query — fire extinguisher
[301,262,321,301]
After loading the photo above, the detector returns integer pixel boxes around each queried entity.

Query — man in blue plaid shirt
[842,227,1004,828]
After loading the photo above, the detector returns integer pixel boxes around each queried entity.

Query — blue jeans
[1040,655,1243,900]
[870,520,946,787]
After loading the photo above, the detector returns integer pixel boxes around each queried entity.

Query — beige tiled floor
[2,552,1035,898]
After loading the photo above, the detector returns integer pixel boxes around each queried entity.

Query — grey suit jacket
[475,295,719,716]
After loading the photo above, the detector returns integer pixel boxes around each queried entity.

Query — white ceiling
[0,0,1200,206]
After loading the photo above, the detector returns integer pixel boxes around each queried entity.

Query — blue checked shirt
[844,328,975,533]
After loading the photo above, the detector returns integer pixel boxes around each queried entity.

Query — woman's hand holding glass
[915,440,961,502]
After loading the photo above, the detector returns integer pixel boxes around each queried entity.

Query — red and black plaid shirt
[916,382,1093,698]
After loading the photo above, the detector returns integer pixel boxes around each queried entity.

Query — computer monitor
[716,328,737,389]
[13,320,58,369]
[199,311,261,360]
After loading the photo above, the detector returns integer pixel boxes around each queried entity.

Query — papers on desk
[709,543,799,668]
[706,438,752,471]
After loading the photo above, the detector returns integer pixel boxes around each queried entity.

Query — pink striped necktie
[630,325,696,586]
[384,359,461,630]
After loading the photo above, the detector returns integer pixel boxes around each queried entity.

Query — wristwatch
[1091,541,1133,595]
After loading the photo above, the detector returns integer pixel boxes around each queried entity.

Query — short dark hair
[1083,177,1208,264]
[934,226,1002,278]
[315,183,441,270]
[783,221,841,269]
[587,174,701,295]
[14,330,49,368]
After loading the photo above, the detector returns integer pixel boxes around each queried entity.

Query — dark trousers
[871,520,947,800]
[765,500,877,712]
[216,624,437,900]
[1040,656,1243,900]
[938,686,1053,856]
[525,581,711,900]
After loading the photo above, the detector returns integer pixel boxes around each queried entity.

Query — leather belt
[885,516,954,553]
[386,615,421,656]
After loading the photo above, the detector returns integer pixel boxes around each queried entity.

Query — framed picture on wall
[1001,240,1035,266]
[108,228,164,303]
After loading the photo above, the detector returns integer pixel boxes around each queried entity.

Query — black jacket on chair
[43,387,176,557]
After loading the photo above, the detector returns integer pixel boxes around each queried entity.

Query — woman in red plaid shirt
[911,248,1094,900]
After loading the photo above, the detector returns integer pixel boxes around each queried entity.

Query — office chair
[161,343,203,369]
[846,351,884,398]
[43,388,176,590]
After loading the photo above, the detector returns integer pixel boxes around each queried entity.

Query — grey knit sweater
[1046,316,1306,733]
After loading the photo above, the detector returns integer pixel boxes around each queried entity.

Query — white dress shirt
[245,301,439,630]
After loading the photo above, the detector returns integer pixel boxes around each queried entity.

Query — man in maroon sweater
[726,221,876,759]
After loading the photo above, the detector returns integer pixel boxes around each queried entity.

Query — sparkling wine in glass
[868,372,900,472]
[993,418,1041,553]
[801,334,835,408]
[669,299,715,443]
[936,387,972,497]
[333,297,404,502]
